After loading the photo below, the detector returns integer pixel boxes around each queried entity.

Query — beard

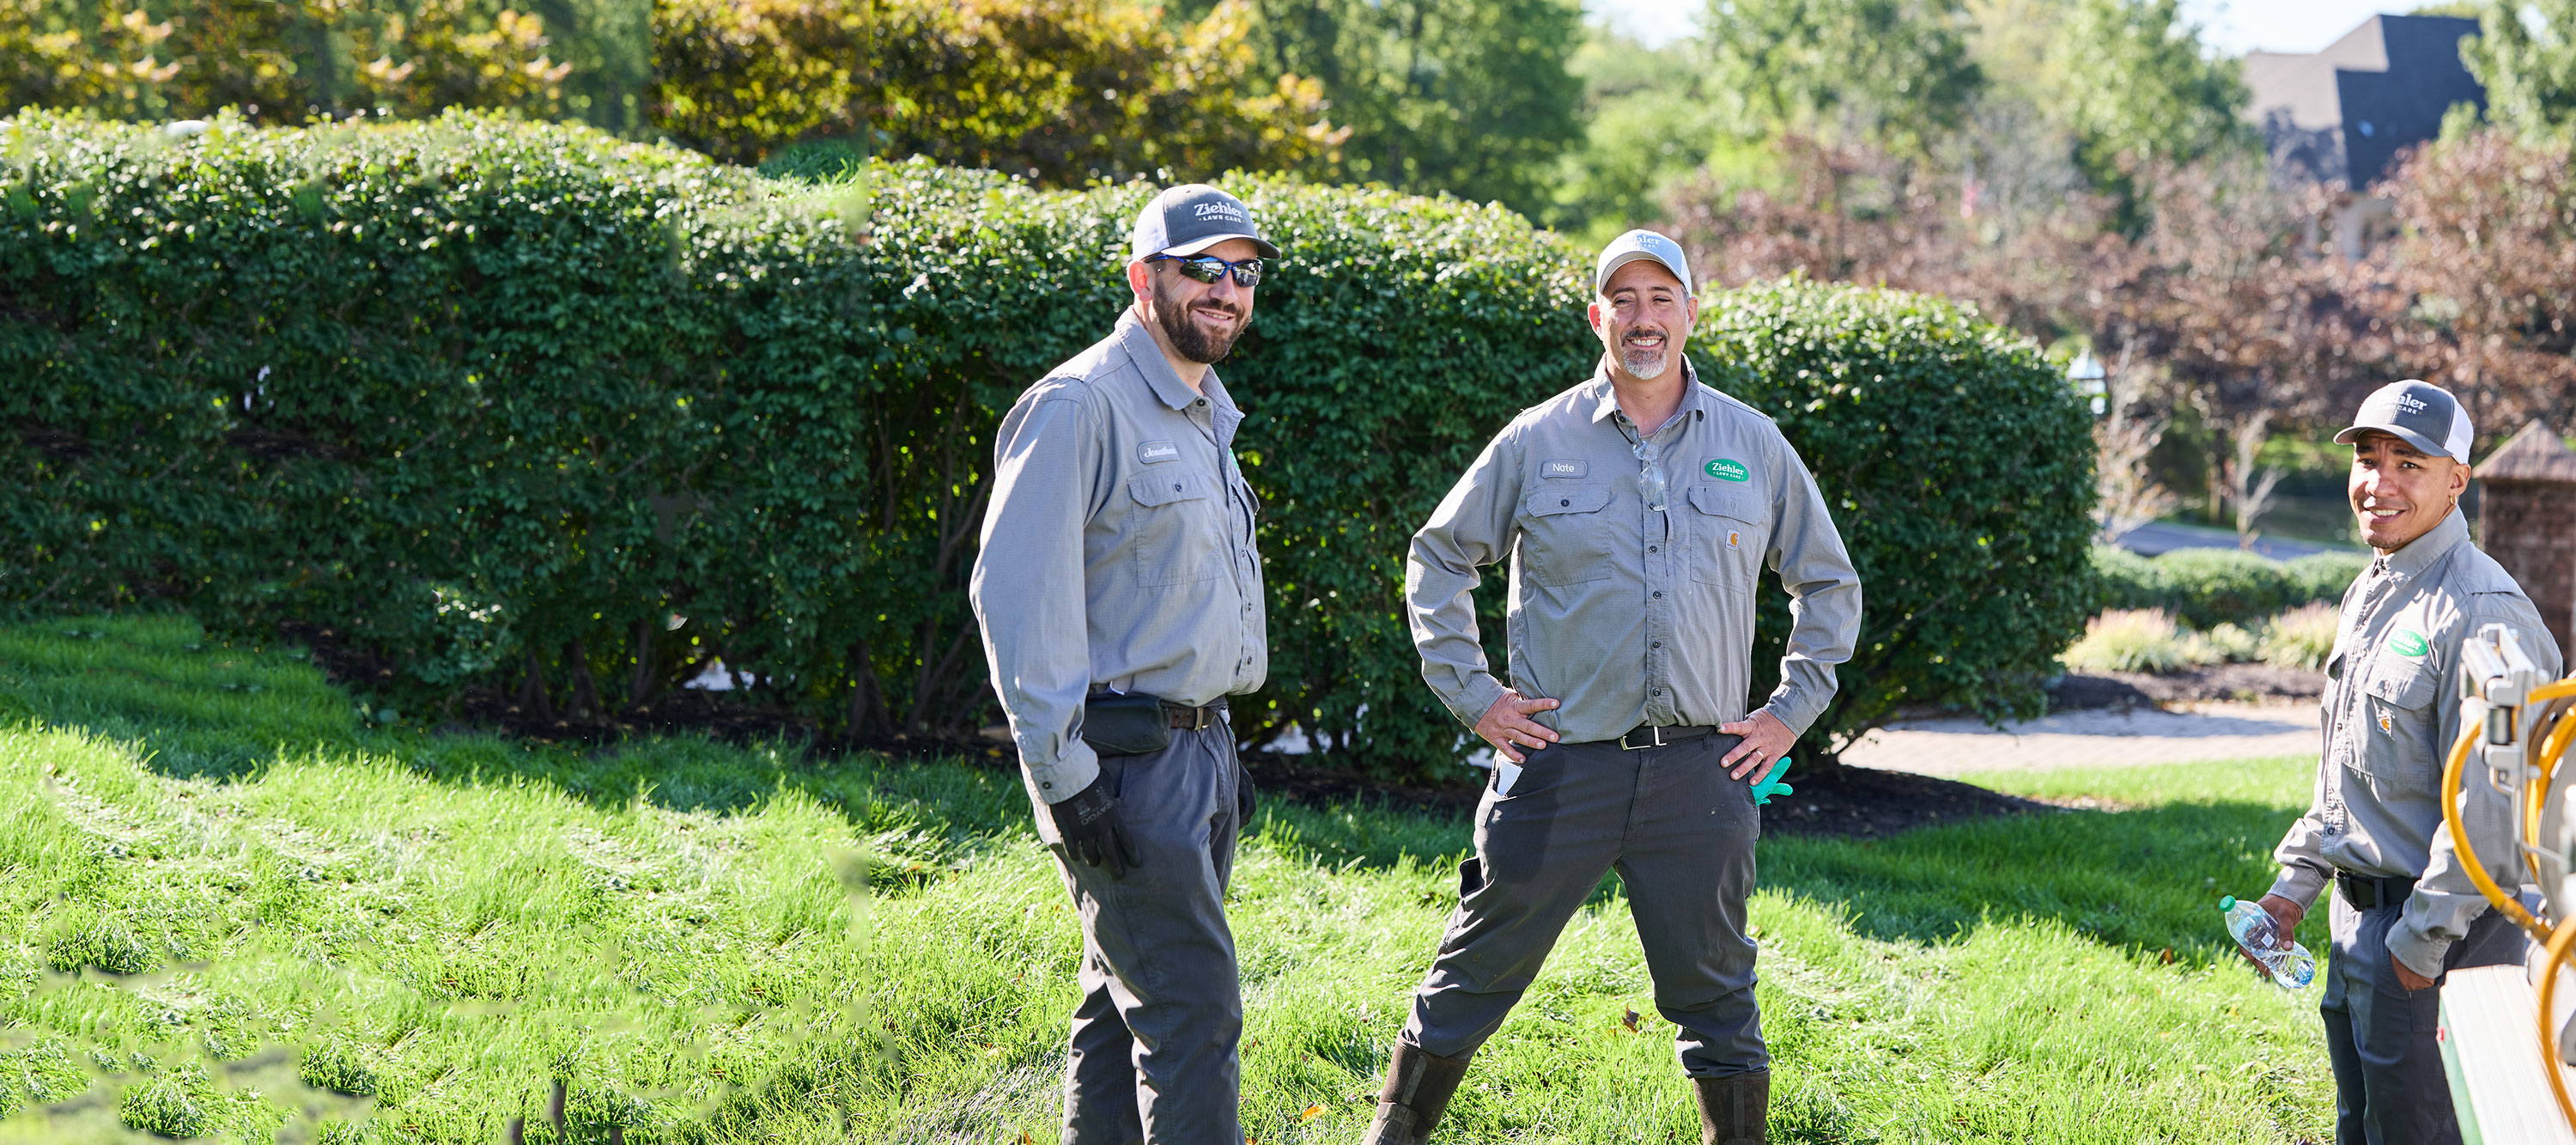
[1154,277,1249,364]
[1615,330,1672,381]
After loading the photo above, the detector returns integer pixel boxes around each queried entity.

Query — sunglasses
[1149,253,1266,288]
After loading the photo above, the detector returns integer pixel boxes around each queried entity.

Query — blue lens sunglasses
[1148,253,1266,288]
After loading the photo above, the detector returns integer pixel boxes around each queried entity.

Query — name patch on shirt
[1704,458,1750,483]
[2387,628,2429,658]
[1541,459,1588,479]
[1139,440,1181,464]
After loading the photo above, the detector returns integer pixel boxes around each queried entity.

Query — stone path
[1838,701,2319,777]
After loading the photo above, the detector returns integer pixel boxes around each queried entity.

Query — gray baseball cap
[1595,228,1694,297]
[2334,380,2473,463]
[1128,184,1278,261]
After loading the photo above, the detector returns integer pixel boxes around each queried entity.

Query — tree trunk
[627,618,659,708]
[846,640,893,739]
[517,651,556,724]
[565,639,605,722]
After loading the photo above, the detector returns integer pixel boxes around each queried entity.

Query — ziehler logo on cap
[1131,184,1279,262]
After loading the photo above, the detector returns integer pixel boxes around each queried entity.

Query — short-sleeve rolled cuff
[1025,739,1102,806]
[2264,865,2331,916]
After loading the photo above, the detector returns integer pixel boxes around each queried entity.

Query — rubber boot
[1692,1070,1770,1145]
[1359,1041,1472,1145]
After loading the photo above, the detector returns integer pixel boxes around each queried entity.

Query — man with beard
[1364,230,1862,1145]
[970,184,1274,1144]
[2250,381,2560,1145]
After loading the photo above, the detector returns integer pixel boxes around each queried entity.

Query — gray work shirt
[2267,509,2563,975]
[1406,358,1863,744]
[969,308,1267,805]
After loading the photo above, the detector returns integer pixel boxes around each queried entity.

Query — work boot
[1692,1070,1770,1145]
[1360,1041,1472,1145]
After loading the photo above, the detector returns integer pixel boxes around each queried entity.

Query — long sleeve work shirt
[1405,359,1862,744]
[969,309,1267,805]
[2267,509,2563,976]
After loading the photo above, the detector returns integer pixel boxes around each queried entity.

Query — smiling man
[969,184,1273,1144]
[1364,230,1862,1145]
[2253,381,2561,1145]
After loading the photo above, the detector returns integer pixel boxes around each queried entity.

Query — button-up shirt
[1406,358,1862,745]
[970,308,1267,805]
[2267,509,2562,975]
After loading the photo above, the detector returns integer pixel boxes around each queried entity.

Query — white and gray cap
[2334,380,2473,463]
[1129,184,1279,262]
[1595,228,1694,297]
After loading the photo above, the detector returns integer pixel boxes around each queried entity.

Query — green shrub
[2260,601,2341,670]
[45,911,155,975]
[2089,544,2366,630]
[2284,551,2368,605]
[0,113,2096,783]
[2063,609,2208,674]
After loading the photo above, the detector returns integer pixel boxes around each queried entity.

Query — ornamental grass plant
[2061,608,2209,674]
[2258,600,2342,671]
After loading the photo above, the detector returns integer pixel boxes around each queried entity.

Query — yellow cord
[2526,705,2576,882]
[2535,914,2576,1131]
[2444,723,2555,943]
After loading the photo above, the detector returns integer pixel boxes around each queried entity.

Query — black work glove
[1236,776,1255,829]
[1048,776,1139,879]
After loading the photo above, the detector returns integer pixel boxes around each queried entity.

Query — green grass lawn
[0,615,2336,1142]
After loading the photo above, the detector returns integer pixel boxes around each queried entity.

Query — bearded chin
[1619,346,1670,381]
[1154,281,1242,365]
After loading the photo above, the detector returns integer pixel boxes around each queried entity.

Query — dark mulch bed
[1242,750,2056,839]
[279,620,2057,838]
[2049,664,2324,710]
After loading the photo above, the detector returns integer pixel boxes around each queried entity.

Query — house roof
[2243,15,2485,187]
[2477,419,2576,484]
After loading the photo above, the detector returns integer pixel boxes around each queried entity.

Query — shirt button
[1560,498,1571,507]
[1174,483,1183,491]
[1653,642,1663,649]
[1652,591,1663,599]
[1042,782,1053,789]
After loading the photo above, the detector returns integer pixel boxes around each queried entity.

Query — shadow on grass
[1759,796,2320,968]
[3,614,2315,958]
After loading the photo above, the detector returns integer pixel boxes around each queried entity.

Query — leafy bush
[1697,278,2099,757]
[2092,543,2365,629]
[2063,609,2208,673]
[2260,600,2341,670]
[0,113,2096,783]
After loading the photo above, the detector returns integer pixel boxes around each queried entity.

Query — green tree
[1701,0,1985,157]
[2463,0,2576,137]
[1189,0,1588,217]
[2039,0,2251,199]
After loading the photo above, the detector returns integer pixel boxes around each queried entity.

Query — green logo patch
[2388,629,2429,658]
[1704,458,1750,483]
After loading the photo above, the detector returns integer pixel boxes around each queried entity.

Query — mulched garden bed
[2048,664,2324,710]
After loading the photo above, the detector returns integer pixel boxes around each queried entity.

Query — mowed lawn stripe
[0,617,2330,1142]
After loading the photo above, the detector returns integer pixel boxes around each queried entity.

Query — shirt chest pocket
[1516,485,1614,588]
[2354,653,2441,783]
[1127,470,1221,588]
[1686,484,1767,591]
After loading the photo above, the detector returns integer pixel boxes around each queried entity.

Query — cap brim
[1159,233,1280,259]
[1595,249,1692,295]
[2334,422,2448,459]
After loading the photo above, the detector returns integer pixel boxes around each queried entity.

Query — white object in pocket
[1494,757,1524,796]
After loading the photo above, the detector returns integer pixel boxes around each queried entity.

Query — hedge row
[0,111,2097,781]
[2091,545,2369,630]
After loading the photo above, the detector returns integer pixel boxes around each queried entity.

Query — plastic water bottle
[2221,896,2316,990]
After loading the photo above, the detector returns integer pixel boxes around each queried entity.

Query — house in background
[2242,13,2485,255]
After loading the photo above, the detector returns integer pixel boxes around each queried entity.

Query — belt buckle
[1619,725,1664,752]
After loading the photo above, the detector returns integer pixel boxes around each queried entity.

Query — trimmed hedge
[2091,545,2369,629]
[0,112,2095,781]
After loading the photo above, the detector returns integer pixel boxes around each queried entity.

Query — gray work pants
[2321,893,2524,1145]
[1043,722,1245,1145]
[1401,731,1767,1077]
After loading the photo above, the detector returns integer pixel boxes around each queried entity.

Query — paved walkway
[1839,701,2319,777]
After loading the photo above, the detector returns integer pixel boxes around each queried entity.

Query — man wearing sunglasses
[1367,231,1862,1145]
[970,184,1275,1145]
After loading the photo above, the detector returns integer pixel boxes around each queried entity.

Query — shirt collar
[1586,354,1706,429]
[1115,307,1215,412]
[2378,507,2467,580]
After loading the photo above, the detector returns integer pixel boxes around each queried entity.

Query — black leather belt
[1617,724,1717,751]
[2336,871,2418,911]
[1163,699,1226,731]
